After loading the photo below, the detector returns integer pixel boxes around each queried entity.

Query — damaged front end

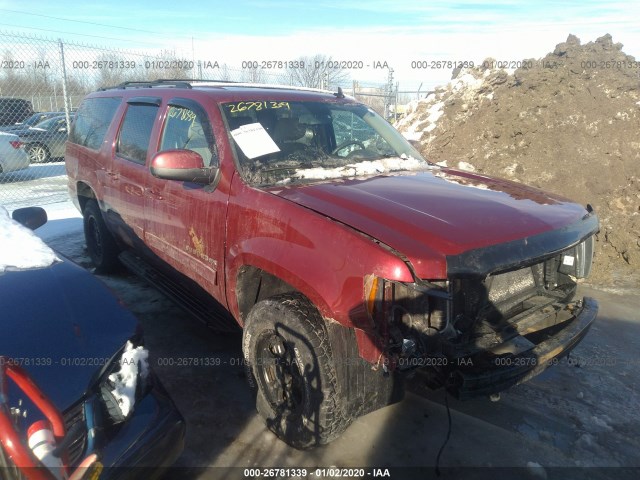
[366,217,599,400]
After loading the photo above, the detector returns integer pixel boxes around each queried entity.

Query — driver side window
[160,105,217,166]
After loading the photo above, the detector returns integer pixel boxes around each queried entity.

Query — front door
[143,98,230,303]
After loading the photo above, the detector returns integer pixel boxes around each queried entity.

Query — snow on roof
[0,206,59,273]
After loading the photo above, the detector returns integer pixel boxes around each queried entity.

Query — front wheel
[243,293,350,449]
[83,200,120,273]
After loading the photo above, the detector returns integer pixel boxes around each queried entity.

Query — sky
[0,0,638,92]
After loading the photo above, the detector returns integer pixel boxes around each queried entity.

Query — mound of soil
[397,34,640,288]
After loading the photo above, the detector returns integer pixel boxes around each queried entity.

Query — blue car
[0,207,185,479]
[0,112,66,133]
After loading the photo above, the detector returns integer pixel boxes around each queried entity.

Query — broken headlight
[364,275,452,349]
[558,235,595,279]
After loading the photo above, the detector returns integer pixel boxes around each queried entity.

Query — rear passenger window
[116,104,159,164]
[160,104,217,167]
[70,97,121,150]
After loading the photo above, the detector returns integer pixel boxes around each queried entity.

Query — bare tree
[241,66,265,83]
[91,53,138,89]
[218,63,232,81]
[1,49,21,92]
[286,54,349,89]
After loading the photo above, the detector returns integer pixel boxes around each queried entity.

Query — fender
[225,177,415,329]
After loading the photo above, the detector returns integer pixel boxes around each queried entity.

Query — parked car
[66,80,599,449]
[0,206,185,478]
[13,116,68,163]
[0,98,33,127]
[0,132,29,174]
[0,111,66,133]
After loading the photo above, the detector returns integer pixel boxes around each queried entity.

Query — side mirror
[12,207,48,230]
[150,149,216,184]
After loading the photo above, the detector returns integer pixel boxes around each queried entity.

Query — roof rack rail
[98,78,238,91]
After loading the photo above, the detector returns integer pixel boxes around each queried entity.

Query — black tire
[243,292,349,449]
[27,144,50,163]
[83,200,120,273]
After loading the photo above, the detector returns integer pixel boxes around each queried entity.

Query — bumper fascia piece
[449,296,598,400]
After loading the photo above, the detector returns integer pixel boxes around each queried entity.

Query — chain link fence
[0,31,392,209]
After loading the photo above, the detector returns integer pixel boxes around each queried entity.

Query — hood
[0,258,137,412]
[269,168,593,279]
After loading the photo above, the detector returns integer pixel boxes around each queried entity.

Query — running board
[119,250,239,333]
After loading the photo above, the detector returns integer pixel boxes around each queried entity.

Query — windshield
[21,114,44,126]
[222,100,429,186]
[34,116,64,130]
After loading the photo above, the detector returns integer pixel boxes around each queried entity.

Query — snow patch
[294,156,427,181]
[0,206,59,273]
[109,341,150,418]
[457,161,476,172]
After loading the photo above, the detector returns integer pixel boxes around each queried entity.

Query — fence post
[58,39,71,127]
[394,81,399,123]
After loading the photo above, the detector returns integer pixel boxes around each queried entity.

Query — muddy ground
[39,208,640,480]
[397,34,640,289]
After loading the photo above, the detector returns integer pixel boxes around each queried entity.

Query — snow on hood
[0,206,59,273]
[293,155,428,181]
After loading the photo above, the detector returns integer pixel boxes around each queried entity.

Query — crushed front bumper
[447,296,598,400]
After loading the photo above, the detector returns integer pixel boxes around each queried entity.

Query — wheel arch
[233,262,334,328]
[76,181,97,213]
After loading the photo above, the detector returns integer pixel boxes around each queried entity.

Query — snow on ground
[0,162,69,211]
[34,199,83,242]
[0,160,82,242]
[396,66,502,145]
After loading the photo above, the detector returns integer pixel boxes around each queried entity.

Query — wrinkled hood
[0,258,137,412]
[269,168,593,278]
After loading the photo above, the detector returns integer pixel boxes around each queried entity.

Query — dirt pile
[397,34,640,288]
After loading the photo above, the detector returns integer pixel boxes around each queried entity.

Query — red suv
[66,80,599,448]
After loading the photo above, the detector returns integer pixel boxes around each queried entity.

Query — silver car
[0,132,29,174]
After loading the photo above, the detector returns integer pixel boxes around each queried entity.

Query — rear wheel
[243,292,350,449]
[27,144,49,163]
[83,200,120,273]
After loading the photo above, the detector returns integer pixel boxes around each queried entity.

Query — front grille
[62,401,87,466]
[451,264,542,333]
[488,267,537,305]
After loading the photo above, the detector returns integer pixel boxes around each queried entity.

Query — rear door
[143,97,230,303]
[103,97,161,248]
